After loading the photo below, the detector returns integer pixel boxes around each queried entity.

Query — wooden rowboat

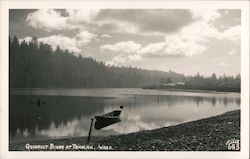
[95,110,121,120]
[94,110,122,129]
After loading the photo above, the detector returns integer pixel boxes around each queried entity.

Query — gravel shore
[10,110,240,151]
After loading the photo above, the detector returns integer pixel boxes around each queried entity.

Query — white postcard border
[1,1,249,159]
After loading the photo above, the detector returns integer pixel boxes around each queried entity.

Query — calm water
[10,88,240,143]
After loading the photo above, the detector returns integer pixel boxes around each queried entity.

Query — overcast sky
[9,9,241,76]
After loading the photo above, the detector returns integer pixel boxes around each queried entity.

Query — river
[9,88,240,143]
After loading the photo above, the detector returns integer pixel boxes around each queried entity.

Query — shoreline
[11,87,240,93]
[9,109,240,151]
[143,88,240,93]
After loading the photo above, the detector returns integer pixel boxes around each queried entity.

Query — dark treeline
[10,36,185,88]
[147,73,241,92]
[184,73,240,92]
[10,36,240,92]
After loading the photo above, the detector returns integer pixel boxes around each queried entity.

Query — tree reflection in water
[9,93,240,142]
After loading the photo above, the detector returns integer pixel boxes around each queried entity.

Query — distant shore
[149,88,223,93]
[143,87,240,93]
[9,110,240,151]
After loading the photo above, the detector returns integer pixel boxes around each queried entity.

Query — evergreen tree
[9,36,240,92]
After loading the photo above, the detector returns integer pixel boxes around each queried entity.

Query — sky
[9,9,241,76]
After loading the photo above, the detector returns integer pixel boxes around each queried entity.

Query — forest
[144,73,240,92]
[9,36,240,92]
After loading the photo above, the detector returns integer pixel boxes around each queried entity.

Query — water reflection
[9,89,240,143]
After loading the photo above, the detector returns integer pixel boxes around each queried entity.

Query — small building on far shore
[176,82,185,86]
[161,82,185,87]
[162,83,176,87]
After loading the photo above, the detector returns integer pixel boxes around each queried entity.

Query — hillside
[10,36,240,91]
[9,36,185,88]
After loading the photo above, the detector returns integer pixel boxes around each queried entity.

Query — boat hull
[94,110,122,129]
[94,116,121,129]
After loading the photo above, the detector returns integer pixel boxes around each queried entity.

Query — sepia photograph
[0,0,249,159]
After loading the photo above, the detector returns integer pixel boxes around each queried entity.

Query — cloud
[38,35,81,53]
[159,10,240,57]
[189,11,240,42]
[164,34,207,57]
[228,49,237,56]
[98,21,139,34]
[66,9,100,24]
[138,10,239,57]
[106,54,142,65]
[26,9,76,32]
[155,10,219,57]
[101,34,111,38]
[18,36,32,44]
[191,10,222,22]
[218,62,229,66]
[74,31,97,46]
[219,25,241,41]
[20,31,97,54]
[101,25,210,58]
[26,9,193,35]
[137,42,165,55]
[100,11,219,58]
[128,54,142,61]
[101,36,206,64]
[101,9,240,65]
[97,10,193,34]
[25,9,240,65]
[26,9,240,43]
[102,41,143,65]
[101,41,142,54]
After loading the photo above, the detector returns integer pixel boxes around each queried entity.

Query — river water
[9,88,240,143]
